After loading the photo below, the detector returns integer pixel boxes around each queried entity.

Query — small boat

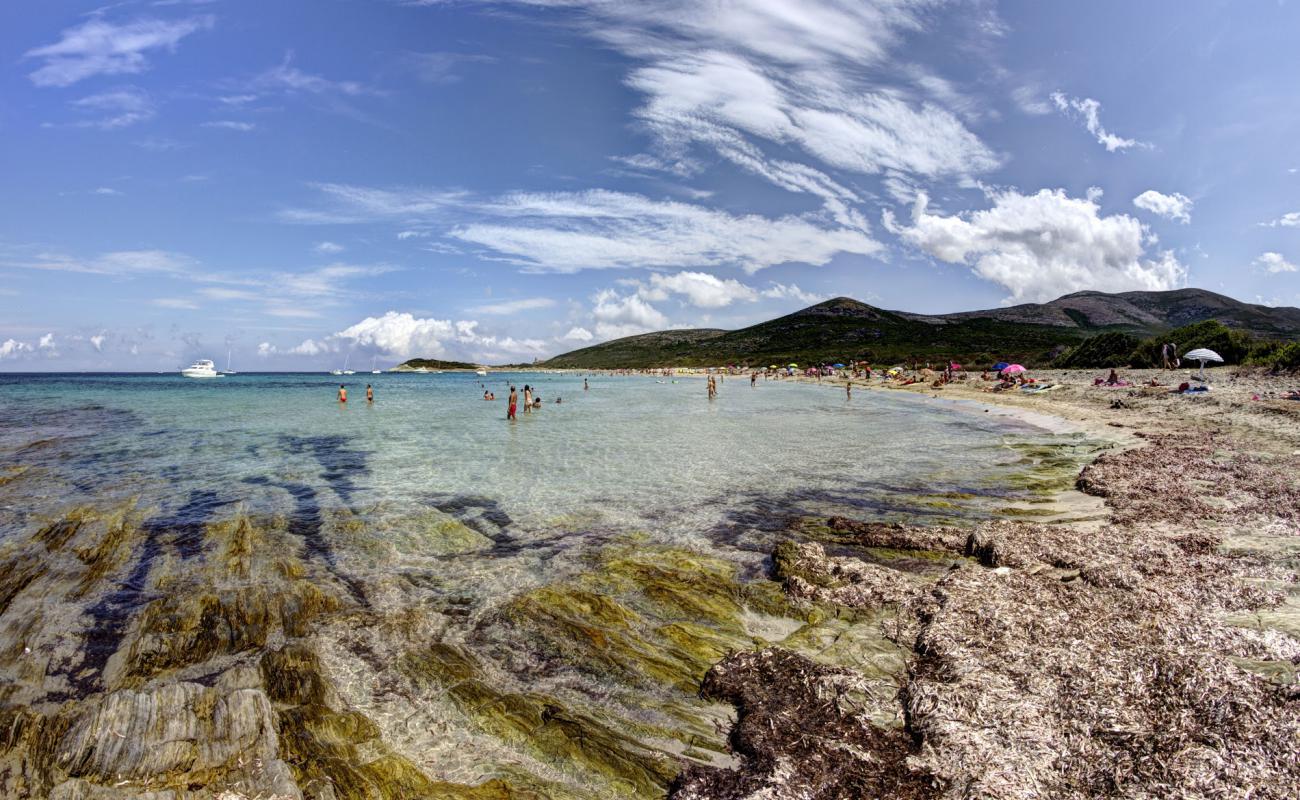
[220,347,237,375]
[476,368,488,377]
[332,354,355,375]
[413,367,430,374]
[370,356,381,374]
[181,359,221,379]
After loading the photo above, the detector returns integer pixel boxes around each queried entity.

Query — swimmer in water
[366,384,374,404]
[507,386,517,420]
[337,384,347,403]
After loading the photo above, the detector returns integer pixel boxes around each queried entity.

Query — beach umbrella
[1183,348,1223,382]
[769,365,777,369]
[1002,364,1026,374]
[993,361,1010,371]
[788,363,798,367]
[832,363,845,369]
[950,362,962,370]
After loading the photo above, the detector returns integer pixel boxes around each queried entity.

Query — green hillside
[542,290,1300,370]
[394,358,481,371]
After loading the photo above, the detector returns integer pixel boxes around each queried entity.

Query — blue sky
[2,0,1299,370]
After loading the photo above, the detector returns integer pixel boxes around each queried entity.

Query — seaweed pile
[676,433,1300,799]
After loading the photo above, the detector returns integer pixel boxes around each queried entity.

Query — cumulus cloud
[560,326,594,343]
[1132,190,1192,224]
[313,241,344,254]
[306,311,550,360]
[38,333,56,350]
[890,188,1187,303]
[25,15,214,87]
[453,189,880,274]
[591,289,670,339]
[90,334,107,352]
[1050,93,1143,152]
[1259,212,1300,228]
[0,339,33,359]
[760,282,825,304]
[1254,252,1297,274]
[641,270,757,308]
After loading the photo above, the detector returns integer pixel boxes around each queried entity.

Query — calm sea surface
[0,371,1086,548]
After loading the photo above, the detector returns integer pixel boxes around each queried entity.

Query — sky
[2,0,1299,370]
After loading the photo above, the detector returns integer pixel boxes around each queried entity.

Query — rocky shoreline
[0,370,1296,798]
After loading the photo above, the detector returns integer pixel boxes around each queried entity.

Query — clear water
[0,371,1100,790]
[0,371,1079,550]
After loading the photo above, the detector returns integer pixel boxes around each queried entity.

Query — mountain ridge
[541,288,1300,369]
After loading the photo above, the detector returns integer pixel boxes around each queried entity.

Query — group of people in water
[336,384,374,404]
[503,383,558,420]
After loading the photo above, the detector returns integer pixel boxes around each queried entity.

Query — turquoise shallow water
[0,370,1106,791]
[0,370,1079,548]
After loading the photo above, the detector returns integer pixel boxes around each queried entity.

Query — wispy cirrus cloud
[1050,93,1145,152]
[25,15,214,87]
[1258,212,1300,228]
[465,297,557,315]
[67,87,155,129]
[202,120,256,131]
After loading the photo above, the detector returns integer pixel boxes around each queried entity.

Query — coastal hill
[542,289,1300,369]
[392,357,482,371]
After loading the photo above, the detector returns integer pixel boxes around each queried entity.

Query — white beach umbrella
[1182,348,1223,382]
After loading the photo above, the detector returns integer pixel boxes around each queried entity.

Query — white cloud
[90,334,107,352]
[1132,190,1192,224]
[279,183,467,224]
[0,339,33,359]
[760,282,824,305]
[1259,212,1300,228]
[252,53,368,96]
[1050,93,1144,152]
[396,230,428,240]
[326,311,547,360]
[70,87,155,129]
[92,187,122,196]
[891,188,1187,303]
[199,287,260,301]
[25,15,214,87]
[465,297,556,315]
[591,289,670,339]
[643,270,757,308]
[1012,85,1052,115]
[202,120,256,131]
[152,297,200,309]
[453,189,880,274]
[1254,252,1297,274]
[257,342,275,357]
[313,241,344,254]
[560,326,594,343]
[11,249,191,276]
[38,333,56,350]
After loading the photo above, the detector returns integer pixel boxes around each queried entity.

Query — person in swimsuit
[846,381,851,400]
[337,385,347,403]
[366,384,374,404]
[508,386,517,420]
[523,385,532,412]
[584,378,589,391]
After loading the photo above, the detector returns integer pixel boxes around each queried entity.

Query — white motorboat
[475,368,488,376]
[181,359,221,379]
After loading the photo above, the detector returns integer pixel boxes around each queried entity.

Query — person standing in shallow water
[507,386,517,420]
[846,381,851,400]
[523,385,532,413]
[365,384,374,404]
[337,384,347,403]
[584,377,589,391]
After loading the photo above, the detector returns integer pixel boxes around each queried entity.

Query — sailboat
[220,347,237,375]
[370,356,381,374]
[330,354,356,375]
